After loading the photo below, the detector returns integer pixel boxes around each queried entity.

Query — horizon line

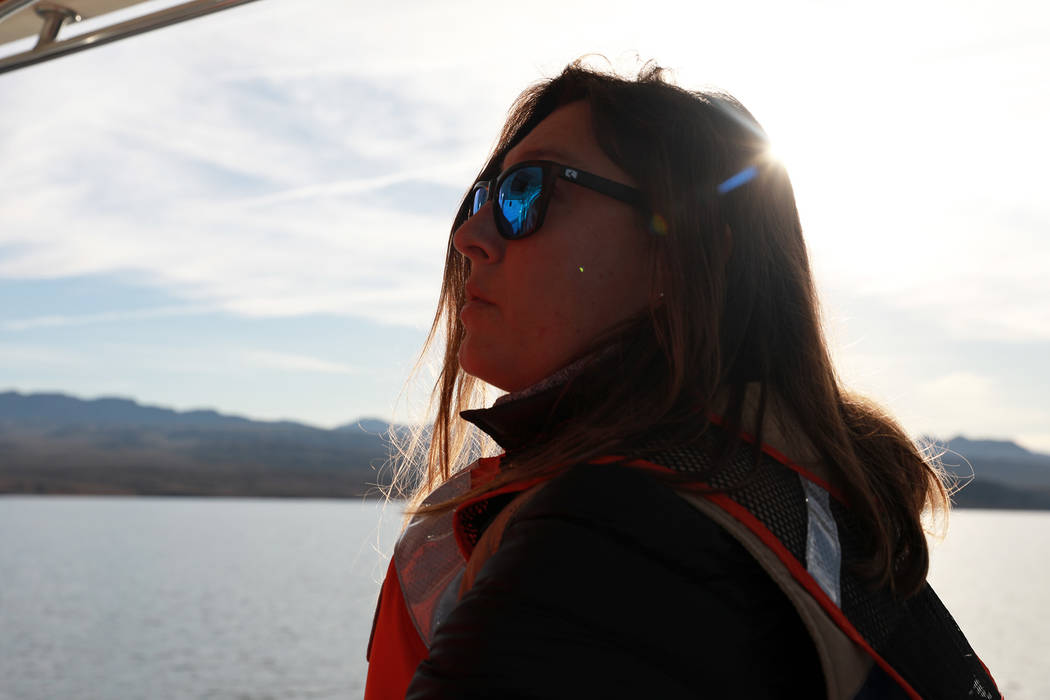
[2,386,1042,454]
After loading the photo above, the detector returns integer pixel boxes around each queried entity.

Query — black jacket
[405,383,826,699]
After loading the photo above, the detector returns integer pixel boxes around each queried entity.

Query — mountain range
[0,391,403,498]
[2,391,1049,508]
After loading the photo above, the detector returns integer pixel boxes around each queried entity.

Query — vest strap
[458,482,549,599]
[676,489,874,700]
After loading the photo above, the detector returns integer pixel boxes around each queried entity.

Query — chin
[458,348,499,388]
[458,351,526,393]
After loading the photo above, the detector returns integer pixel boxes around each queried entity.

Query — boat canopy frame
[0,0,260,75]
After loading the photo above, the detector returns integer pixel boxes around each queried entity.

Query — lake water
[0,498,1044,699]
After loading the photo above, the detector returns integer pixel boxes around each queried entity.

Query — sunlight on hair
[915,434,954,543]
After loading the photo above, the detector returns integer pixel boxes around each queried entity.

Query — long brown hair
[392,59,947,597]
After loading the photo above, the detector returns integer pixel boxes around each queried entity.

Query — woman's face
[453,101,651,392]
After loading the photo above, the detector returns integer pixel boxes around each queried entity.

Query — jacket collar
[459,351,606,452]
[459,352,828,482]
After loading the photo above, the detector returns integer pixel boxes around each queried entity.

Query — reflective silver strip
[802,477,841,606]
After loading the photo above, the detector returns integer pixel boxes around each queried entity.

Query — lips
[465,283,493,305]
[461,283,496,322]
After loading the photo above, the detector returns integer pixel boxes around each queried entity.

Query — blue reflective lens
[498,166,544,238]
[470,182,489,216]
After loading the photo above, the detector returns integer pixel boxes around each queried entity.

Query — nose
[452,202,504,265]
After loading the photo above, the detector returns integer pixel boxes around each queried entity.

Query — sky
[1,0,1048,450]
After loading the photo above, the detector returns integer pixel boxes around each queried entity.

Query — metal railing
[0,0,44,24]
[0,0,261,75]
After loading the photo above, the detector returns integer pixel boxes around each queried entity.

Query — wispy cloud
[242,349,360,375]
[231,162,476,209]
[0,343,86,368]
[0,15,482,329]
[1,305,215,332]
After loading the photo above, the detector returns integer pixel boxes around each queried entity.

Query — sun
[760,135,795,174]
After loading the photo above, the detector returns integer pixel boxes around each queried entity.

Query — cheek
[568,237,650,322]
[517,261,640,347]
[472,220,650,387]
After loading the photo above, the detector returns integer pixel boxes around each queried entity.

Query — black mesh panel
[646,432,1001,700]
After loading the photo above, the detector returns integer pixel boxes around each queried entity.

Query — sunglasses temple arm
[563,169,648,211]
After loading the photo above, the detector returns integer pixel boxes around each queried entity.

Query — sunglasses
[464,160,649,240]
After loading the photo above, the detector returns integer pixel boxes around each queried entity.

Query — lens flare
[717,166,758,195]
[649,213,669,235]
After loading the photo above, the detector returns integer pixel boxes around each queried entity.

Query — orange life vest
[364,456,535,700]
[364,444,1000,700]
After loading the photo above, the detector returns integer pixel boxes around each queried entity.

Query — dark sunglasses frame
[465,160,649,240]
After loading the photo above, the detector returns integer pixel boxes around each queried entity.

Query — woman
[365,61,1000,699]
